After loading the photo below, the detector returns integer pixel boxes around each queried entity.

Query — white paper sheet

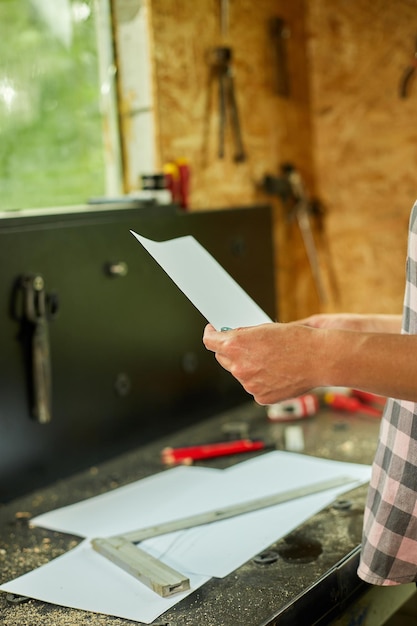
[0,452,371,623]
[31,464,222,539]
[130,231,273,330]
[0,539,210,624]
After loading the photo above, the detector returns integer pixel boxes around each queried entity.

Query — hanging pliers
[209,46,246,162]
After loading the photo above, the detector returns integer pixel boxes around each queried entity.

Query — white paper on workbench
[139,451,371,577]
[0,452,371,623]
[130,231,273,330]
[0,539,210,624]
[30,464,223,538]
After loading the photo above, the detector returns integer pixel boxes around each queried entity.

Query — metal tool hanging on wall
[399,35,417,98]
[11,274,58,423]
[208,46,246,162]
[263,164,339,304]
[268,16,291,97]
[206,0,246,162]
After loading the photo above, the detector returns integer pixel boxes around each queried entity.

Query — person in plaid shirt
[203,202,417,585]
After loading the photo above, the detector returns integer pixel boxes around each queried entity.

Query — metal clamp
[12,274,57,424]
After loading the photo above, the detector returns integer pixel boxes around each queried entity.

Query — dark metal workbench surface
[0,401,380,626]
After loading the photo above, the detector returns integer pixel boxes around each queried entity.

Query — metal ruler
[91,475,356,597]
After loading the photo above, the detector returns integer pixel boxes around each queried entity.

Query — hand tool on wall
[281,163,327,303]
[399,35,417,98]
[208,46,246,162]
[220,0,229,40]
[310,198,340,302]
[269,16,291,97]
[12,274,56,423]
[262,164,338,304]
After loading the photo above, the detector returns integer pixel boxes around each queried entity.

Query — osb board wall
[147,0,417,320]
[306,0,417,315]
[147,0,319,321]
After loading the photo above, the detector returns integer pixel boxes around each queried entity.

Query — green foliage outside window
[0,0,106,210]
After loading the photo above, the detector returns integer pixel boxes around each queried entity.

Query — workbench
[2,401,415,626]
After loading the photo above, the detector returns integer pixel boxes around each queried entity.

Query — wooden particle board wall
[307,0,417,316]
[146,0,317,321]
[132,0,417,320]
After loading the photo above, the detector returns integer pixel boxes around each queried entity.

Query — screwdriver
[351,389,386,406]
[324,392,383,418]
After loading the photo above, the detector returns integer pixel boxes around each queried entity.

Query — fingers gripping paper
[130,231,273,330]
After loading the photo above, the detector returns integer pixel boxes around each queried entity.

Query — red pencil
[161,439,265,465]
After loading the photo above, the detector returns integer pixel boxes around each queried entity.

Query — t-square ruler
[91,474,355,597]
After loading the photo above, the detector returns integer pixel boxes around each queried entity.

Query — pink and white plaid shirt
[358,202,417,585]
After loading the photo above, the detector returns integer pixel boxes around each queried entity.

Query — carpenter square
[91,474,355,596]
[91,537,189,597]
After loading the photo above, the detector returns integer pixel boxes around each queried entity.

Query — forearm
[321,329,417,401]
[203,322,417,405]
[298,313,403,334]
[356,314,402,334]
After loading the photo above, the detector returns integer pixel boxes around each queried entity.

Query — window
[0,0,122,211]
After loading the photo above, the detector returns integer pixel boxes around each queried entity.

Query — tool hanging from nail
[283,163,327,302]
[208,46,246,162]
[11,274,58,424]
[262,164,339,304]
[206,0,246,162]
[399,35,417,98]
[309,197,340,302]
[268,16,291,97]
[220,0,229,40]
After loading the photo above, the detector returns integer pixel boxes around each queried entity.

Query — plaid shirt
[358,202,417,585]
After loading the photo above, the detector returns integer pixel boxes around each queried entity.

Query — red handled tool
[351,389,386,406]
[161,439,265,465]
[324,392,383,418]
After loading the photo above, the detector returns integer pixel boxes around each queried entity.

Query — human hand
[203,322,324,405]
